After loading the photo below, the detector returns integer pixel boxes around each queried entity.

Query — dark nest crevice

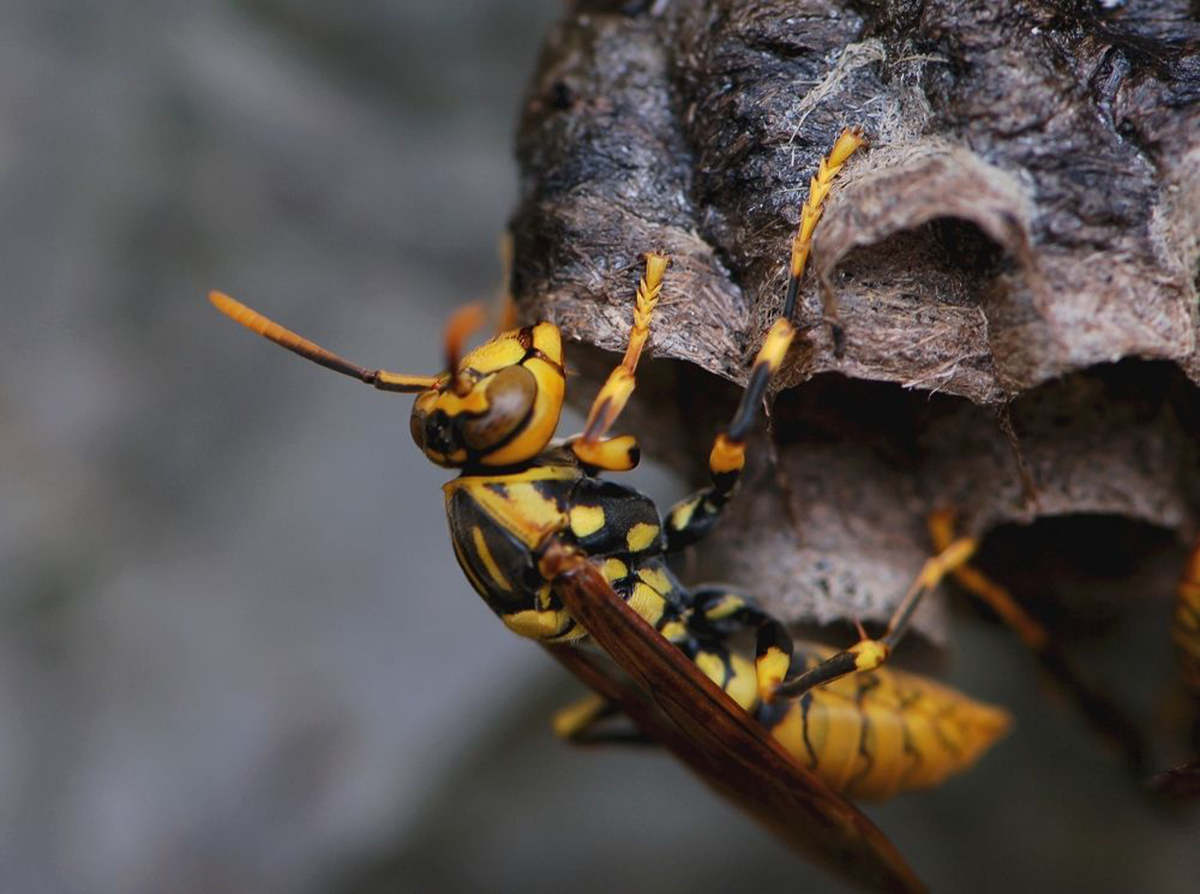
[965,514,1182,638]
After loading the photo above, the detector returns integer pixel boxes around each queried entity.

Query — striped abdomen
[759,644,1010,801]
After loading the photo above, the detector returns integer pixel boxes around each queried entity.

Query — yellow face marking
[626,522,660,552]
[531,322,562,365]
[459,335,526,374]
[471,526,513,592]
[569,504,606,539]
[414,390,439,414]
[501,608,571,640]
[636,566,672,595]
[428,383,491,417]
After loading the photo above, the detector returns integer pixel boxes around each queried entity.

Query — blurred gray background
[1,2,1198,893]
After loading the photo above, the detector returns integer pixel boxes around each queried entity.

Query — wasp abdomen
[762,645,1010,801]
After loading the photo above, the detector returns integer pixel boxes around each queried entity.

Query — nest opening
[964,514,1183,640]
[830,214,1010,311]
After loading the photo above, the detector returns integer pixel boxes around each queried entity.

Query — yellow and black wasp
[210,129,1014,893]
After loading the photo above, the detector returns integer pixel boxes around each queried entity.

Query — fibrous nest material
[510,0,1200,644]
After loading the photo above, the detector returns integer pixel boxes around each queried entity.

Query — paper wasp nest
[511,0,1200,643]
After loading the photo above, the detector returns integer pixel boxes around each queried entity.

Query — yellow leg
[928,509,1148,773]
[551,692,652,745]
[927,509,1051,650]
[665,128,865,552]
[552,692,611,740]
[773,534,978,700]
[570,252,669,471]
[784,127,866,327]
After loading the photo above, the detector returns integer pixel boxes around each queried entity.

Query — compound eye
[409,390,439,451]
[409,407,426,450]
[462,364,536,452]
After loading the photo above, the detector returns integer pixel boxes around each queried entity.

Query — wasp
[210,129,1012,893]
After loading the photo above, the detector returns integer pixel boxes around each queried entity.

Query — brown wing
[541,543,926,894]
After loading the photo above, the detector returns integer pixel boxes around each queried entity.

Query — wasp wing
[545,553,926,894]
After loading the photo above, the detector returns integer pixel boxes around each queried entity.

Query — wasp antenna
[208,291,438,393]
[444,302,489,395]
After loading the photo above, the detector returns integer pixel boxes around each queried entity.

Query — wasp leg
[552,692,655,745]
[772,535,978,701]
[1173,538,1200,790]
[785,127,866,356]
[927,510,1049,651]
[1173,536,1200,698]
[928,509,1148,774]
[663,320,796,551]
[665,128,865,552]
[686,588,802,705]
[570,252,670,472]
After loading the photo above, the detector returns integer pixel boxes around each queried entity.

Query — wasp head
[409,321,565,469]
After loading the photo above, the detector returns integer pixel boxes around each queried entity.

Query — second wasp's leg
[570,252,670,472]
[551,692,653,745]
[772,535,978,701]
[928,509,1148,773]
[1173,536,1200,699]
[665,128,864,552]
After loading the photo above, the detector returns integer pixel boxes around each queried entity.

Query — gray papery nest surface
[510,0,1200,644]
